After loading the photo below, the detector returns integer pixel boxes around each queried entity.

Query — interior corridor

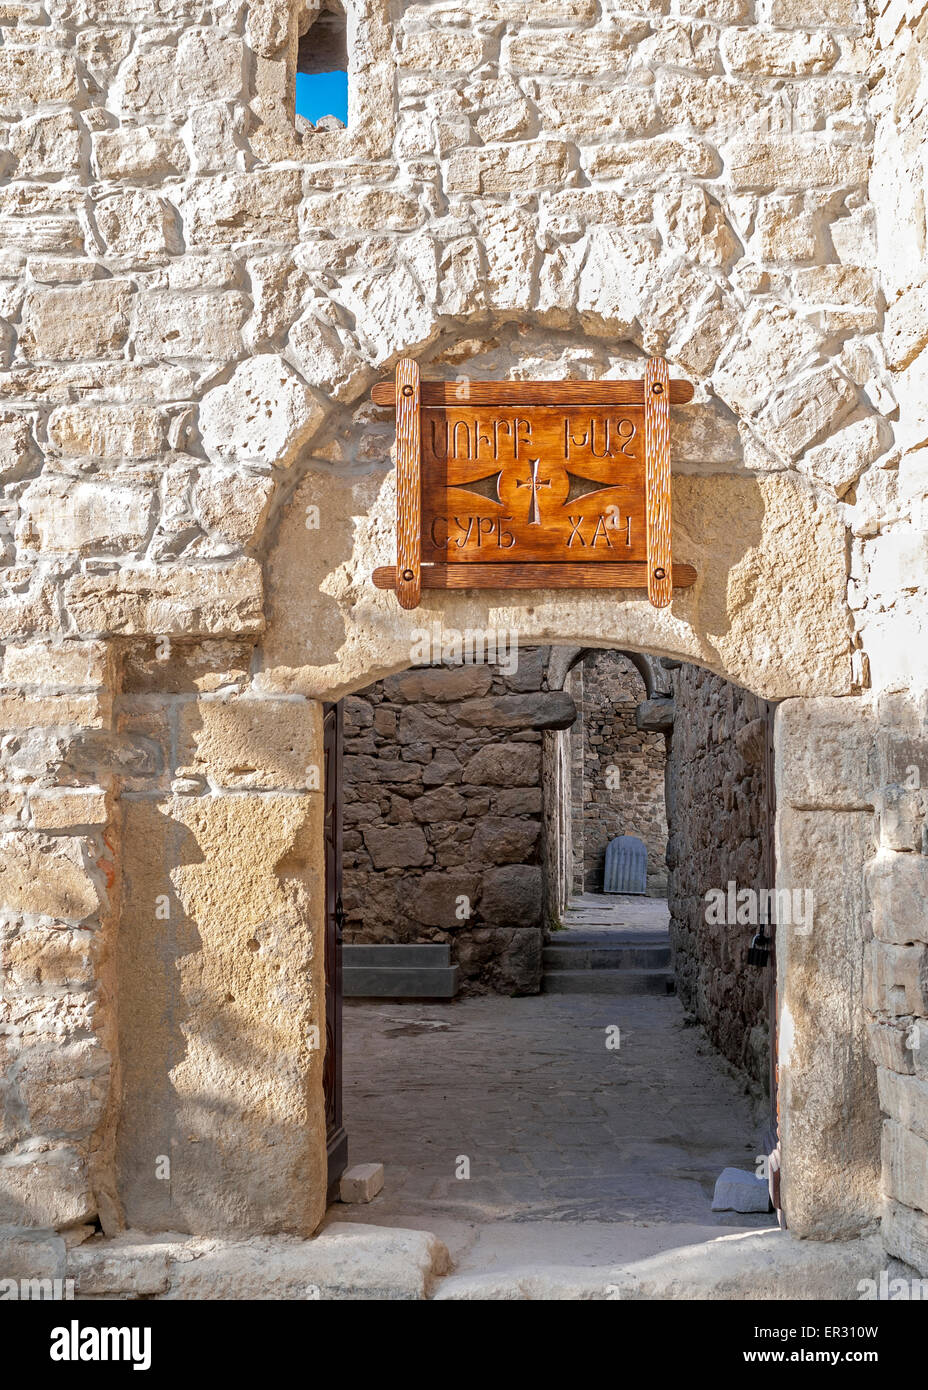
[326,894,777,1279]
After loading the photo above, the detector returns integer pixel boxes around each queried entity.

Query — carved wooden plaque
[371,362,696,611]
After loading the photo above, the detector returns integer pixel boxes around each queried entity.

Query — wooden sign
[371,360,696,611]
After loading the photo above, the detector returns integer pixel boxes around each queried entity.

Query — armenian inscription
[370,359,697,611]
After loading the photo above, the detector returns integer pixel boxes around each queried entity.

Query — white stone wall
[0,0,926,1258]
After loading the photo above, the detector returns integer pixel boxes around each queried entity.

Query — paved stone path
[328,897,777,1275]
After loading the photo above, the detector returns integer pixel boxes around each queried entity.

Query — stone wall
[665,662,772,1089]
[569,651,667,897]
[341,649,574,994]
[0,0,922,1260]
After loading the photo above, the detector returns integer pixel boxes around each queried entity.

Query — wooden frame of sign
[371,358,696,611]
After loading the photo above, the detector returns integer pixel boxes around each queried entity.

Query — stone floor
[325,896,778,1280]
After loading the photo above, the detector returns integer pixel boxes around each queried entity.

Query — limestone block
[3,925,98,994]
[64,559,264,637]
[193,470,274,548]
[286,300,369,402]
[480,864,543,927]
[755,193,820,263]
[0,832,104,922]
[17,476,154,555]
[585,137,721,181]
[865,940,928,1017]
[0,410,34,482]
[0,46,80,105]
[0,1148,94,1229]
[713,302,820,415]
[577,227,660,336]
[534,82,655,142]
[338,259,436,365]
[400,30,486,71]
[776,697,876,810]
[882,1120,928,1213]
[176,696,319,790]
[867,528,928,599]
[179,171,301,247]
[19,281,131,361]
[91,126,188,179]
[0,692,108,728]
[2,640,109,688]
[198,355,325,469]
[338,1163,384,1204]
[721,28,838,74]
[9,111,83,178]
[453,692,576,731]
[161,1224,449,1299]
[725,136,869,190]
[711,1166,772,1212]
[756,368,858,462]
[877,1068,928,1143]
[28,790,110,831]
[0,1230,66,1281]
[301,189,422,234]
[884,282,928,371]
[882,1200,928,1278]
[798,411,885,496]
[777,806,881,1237]
[67,1237,170,1297]
[115,30,244,117]
[132,292,248,361]
[506,28,649,74]
[384,667,494,702]
[47,404,166,461]
[463,743,540,786]
[447,141,574,195]
[867,853,928,945]
[18,1042,110,1136]
[116,793,326,1237]
[95,190,181,262]
[866,1018,915,1075]
[481,205,538,313]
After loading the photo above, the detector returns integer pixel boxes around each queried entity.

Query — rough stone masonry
[0,0,926,1293]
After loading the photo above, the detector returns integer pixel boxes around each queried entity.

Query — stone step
[542,943,671,970]
[343,943,451,968]
[342,943,459,998]
[542,968,675,996]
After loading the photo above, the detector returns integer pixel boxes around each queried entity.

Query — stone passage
[341,651,575,995]
[665,663,774,1089]
[543,894,673,996]
[336,987,775,1237]
[566,652,668,897]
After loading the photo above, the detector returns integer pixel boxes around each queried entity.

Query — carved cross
[516,457,551,526]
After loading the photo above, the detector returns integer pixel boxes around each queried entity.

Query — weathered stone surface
[64,560,264,637]
[0,1149,94,1229]
[176,697,318,790]
[47,404,166,460]
[117,793,325,1237]
[19,282,131,361]
[463,743,541,787]
[453,692,576,731]
[480,865,543,928]
[133,292,248,361]
[0,833,104,922]
[198,355,325,468]
[867,853,928,946]
[362,825,430,869]
[18,476,154,554]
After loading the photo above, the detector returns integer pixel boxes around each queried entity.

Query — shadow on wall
[255,322,848,703]
[114,684,326,1239]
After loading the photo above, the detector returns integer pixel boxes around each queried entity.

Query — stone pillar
[113,641,327,1237]
[0,640,122,1234]
[864,691,928,1273]
[775,697,882,1239]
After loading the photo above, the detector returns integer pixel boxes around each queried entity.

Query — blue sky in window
[295,70,348,125]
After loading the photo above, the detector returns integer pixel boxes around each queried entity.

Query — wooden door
[323,700,348,1199]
